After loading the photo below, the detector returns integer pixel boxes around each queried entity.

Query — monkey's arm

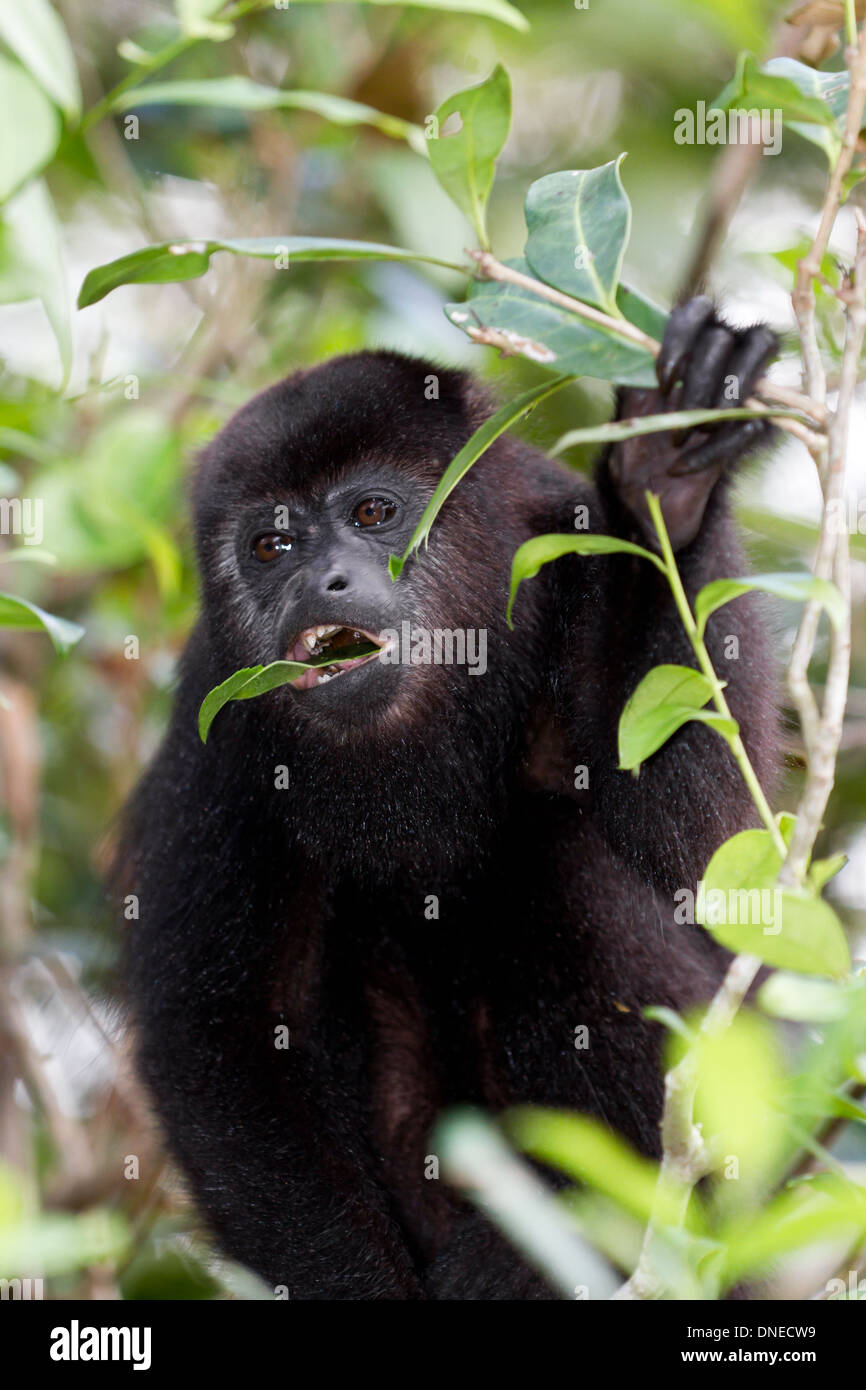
[603,297,777,552]
[553,301,779,895]
[119,709,424,1300]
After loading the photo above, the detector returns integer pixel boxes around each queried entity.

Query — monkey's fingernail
[657,360,678,394]
[667,455,715,477]
[673,421,713,448]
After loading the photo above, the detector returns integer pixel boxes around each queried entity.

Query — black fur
[116,305,779,1299]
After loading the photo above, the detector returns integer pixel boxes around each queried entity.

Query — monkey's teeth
[316,625,339,639]
[317,671,338,684]
[302,632,318,652]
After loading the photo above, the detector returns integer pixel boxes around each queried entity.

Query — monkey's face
[231,466,429,713]
[192,352,524,731]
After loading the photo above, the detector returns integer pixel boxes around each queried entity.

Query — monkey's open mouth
[288,625,387,690]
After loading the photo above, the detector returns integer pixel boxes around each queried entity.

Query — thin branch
[437,1110,620,1299]
[468,250,826,441]
[0,977,94,1189]
[783,208,865,884]
[782,22,866,886]
[469,249,656,350]
[614,952,762,1299]
[81,0,263,132]
[812,1234,866,1299]
[614,500,781,1300]
[616,34,866,1295]
[681,19,808,296]
[549,405,814,458]
[847,0,860,52]
[791,28,866,408]
[646,492,785,854]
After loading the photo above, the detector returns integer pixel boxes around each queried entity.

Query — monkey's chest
[363,959,512,1257]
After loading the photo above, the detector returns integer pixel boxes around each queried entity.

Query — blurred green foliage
[2,0,866,1300]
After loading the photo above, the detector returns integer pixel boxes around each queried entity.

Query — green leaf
[777,811,797,848]
[828,1095,866,1124]
[0,179,72,383]
[695,571,845,638]
[0,1205,127,1277]
[31,413,181,573]
[715,53,846,166]
[758,972,851,1023]
[427,66,511,249]
[643,1005,694,1043]
[390,377,573,581]
[684,0,769,49]
[721,1176,866,1283]
[94,494,182,598]
[702,828,783,897]
[551,407,780,457]
[721,54,847,126]
[770,238,841,293]
[0,424,58,466]
[699,829,851,979]
[740,504,866,565]
[199,663,305,742]
[808,851,847,893]
[290,0,529,28]
[507,1108,667,1224]
[786,975,866,1134]
[506,532,664,627]
[433,1108,619,1300]
[764,56,851,124]
[615,281,668,341]
[77,236,466,307]
[446,262,658,387]
[769,892,851,979]
[0,53,61,203]
[524,158,630,316]
[842,165,866,200]
[617,664,736,773]
[118,77,425,152]
[198,648,378,742]
[0,0,81,119]
[673,1011,786,1191]
[176,0,234,38]
[120,1243,220,1301]
[0,592,83,654]
[177,0,225,11]
[0,549,56,567]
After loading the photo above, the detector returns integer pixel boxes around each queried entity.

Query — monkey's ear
[415,358,496,429]
[454,369,497,430]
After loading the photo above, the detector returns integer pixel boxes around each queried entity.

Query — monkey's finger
[667,418,770,476]
[713,324,778,409]
[679,324,737,413]
[656,296,715,394]
[672,323,737,444]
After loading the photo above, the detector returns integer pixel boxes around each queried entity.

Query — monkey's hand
[607,296,777,550]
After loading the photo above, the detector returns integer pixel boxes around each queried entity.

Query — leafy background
[2,0,866,1298]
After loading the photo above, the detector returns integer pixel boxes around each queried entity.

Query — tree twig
[782,24,866,884]
[614,27,866,1298]
[681,17,809,296]
[792,29,866,409]
[614,952,762,1299]
[468,250,826,441]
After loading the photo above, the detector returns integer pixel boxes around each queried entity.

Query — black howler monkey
[117,297,779,1299]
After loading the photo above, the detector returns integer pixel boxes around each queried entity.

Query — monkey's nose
[324,571,349,593]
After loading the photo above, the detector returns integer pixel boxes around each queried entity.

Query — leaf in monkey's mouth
[287,624,385,689]
[197,626,390,742]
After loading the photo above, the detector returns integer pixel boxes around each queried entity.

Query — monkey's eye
[253,533,292,562]
[353,497,396,529]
